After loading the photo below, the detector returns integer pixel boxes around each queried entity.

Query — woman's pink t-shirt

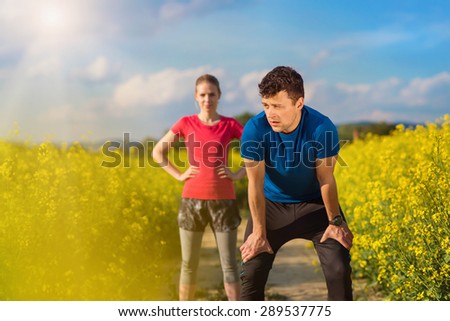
[171,115,243,200]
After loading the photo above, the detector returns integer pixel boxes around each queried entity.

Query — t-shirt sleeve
[240,119,264,161]
[314,118,340,159]
[170,117,185,139]
[232,118,244,139]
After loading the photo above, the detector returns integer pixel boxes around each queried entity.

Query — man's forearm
[320,177,340,220]
[248,181,266,237]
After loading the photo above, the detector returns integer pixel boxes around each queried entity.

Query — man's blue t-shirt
[240,106,340,203]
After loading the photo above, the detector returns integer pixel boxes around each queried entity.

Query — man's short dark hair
[258,66,304,103]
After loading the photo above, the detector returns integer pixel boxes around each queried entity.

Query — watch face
[331,215,343,226]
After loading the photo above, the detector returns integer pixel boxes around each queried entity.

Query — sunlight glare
[39,6,67,31]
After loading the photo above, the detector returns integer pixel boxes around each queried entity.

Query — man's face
[262,90,304,134]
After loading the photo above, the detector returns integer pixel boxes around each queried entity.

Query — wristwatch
[329,215,343,226]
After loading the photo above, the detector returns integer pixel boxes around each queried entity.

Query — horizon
[3,116,429,147]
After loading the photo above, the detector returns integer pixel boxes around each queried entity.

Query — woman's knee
[180,259,198,284]
[215,230,239,283]
[220,254,239,283]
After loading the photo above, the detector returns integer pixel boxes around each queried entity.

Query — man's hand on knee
[240,233,273,263]
[320,223,354,250]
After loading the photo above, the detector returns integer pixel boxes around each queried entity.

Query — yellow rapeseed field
[1,114,448,300]
[0,139,183,300]
[335,115,450,300]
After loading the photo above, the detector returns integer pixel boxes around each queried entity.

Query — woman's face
[195,82,220,113]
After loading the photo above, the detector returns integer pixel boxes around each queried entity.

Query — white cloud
[305,72,450,124]
[310,50,330,68]
[0,68,11,80]
[158,0,237,21]
[84,56,110,81]
[400,72,450,106]
[353,109,398,123]
[39,103,100,123]
[334,29,412,49]
[334,77,402,105]
[77,56,120,82]
[226,69,448,121]
[112,66,224,111]
[304,80,326,102]
[159,1,191,21]
[238,70,268,110]
[222,90,238,103]
[38,104,73,122]
[32,98,115,142]
[26,57,62,78]
[428,22,450,42]
[336,83,371,94]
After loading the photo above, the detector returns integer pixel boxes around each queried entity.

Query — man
[239,66,353,300]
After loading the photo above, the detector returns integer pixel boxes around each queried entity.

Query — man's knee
[320,244,351,275]
[323,258,352,280]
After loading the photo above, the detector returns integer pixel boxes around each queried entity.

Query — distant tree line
[337,122,398,143]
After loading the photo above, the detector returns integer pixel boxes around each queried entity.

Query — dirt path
[194,220,382,301]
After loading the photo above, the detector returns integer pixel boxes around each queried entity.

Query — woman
[152,74,245,300]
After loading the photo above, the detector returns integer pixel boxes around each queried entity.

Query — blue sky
[1,0,449,142]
